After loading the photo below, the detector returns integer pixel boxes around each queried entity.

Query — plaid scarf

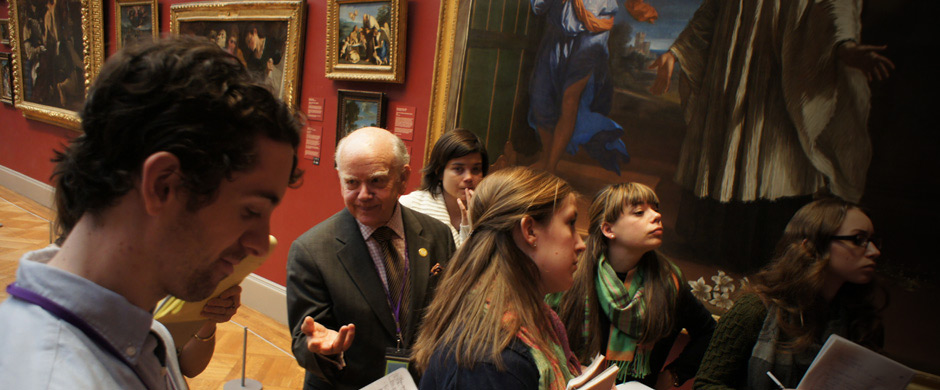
[515,303,581,390]
[594,254,660,381]
[748,299,850,389]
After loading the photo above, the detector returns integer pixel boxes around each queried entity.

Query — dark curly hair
[418,128,488,196]
[52,36,302,239]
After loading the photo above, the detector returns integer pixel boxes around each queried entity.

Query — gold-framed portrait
[325,0,406,83]
[9,0,105,129]
[170,0,307,109]
[115,0,159,50]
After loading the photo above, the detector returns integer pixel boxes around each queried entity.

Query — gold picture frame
[170,0,306,109]
[325,0,406,83]
[115,0,160,50]
[336,89,387,144]
[426,0,467,160]
[9,0,105,130]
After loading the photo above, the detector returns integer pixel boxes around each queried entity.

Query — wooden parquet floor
[0,185,306,390]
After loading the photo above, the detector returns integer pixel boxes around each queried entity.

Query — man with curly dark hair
[0,36,302,389]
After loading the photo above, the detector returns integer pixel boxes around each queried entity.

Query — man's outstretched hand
[302,316,355,356]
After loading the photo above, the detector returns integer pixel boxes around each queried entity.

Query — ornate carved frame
[170,0,307,109]
[425,0,469,161]
[9,0,105,130]
[325,0,406,83]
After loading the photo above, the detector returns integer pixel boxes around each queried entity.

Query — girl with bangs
[413,167,586,389]
[554,183,716,389]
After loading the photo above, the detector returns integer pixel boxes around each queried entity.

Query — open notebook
[567,354,619,390]
[153,235,277,349]
[796,334,914,390]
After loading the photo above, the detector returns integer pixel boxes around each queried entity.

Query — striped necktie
[372,226,410,338]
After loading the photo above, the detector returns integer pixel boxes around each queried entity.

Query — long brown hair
[749,197,884,352]
[412,167,574,371]
[557,182,680,363]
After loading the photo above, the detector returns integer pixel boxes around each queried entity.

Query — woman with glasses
[694,197,884,390]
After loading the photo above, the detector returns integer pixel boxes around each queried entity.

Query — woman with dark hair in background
[413,167,586,389]
[695,197,884,390]
[553,182,715,389]
[400,129,488,246]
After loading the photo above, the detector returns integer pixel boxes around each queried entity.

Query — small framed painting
[1,19,11,45]
[326,0,406,83]
[1,52,14,105]
[115,0,159,50]
[336,89,387,144]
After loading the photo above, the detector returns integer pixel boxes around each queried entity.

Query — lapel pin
[418,248,428,257]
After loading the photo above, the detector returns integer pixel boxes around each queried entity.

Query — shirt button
[126,346,137,356]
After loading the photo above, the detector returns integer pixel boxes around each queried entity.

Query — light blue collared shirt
[0,247,183,389]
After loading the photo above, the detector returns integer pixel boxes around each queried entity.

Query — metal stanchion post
[223,326,263,390]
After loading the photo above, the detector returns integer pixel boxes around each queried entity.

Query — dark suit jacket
[287,206,455,390]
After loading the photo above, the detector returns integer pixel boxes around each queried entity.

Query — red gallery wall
[0,0,441,285]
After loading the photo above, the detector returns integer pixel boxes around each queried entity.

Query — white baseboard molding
[242,273,288,326]
[0,165,55,209]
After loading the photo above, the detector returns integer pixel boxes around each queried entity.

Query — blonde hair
[557,182,680,362]
[412,167,575,371]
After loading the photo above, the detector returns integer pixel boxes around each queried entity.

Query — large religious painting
[170,0,306,109]
[429,0,937,374]
[8,0,104,129]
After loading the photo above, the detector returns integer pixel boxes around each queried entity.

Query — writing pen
[766,371,786,390]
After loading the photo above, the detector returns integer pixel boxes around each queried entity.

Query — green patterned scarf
[595,254,673,381]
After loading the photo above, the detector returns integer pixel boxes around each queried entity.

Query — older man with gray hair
[287,127,455,389]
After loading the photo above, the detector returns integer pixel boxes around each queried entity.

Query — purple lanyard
[6,282,175,390]
[384,261,409,347]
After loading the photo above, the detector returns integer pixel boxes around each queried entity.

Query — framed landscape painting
[170,0,306,108]
[325,0,406,83]
[336,89,386,143]
[115,0,159,50]
[9,0,105,129]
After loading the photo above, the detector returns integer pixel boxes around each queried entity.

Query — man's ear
[400,164,411,184]
[140,152,182,216]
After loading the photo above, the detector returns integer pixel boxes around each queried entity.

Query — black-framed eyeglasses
[831,233,881,248]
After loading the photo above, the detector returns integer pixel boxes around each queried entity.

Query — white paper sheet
[797,334,914,390]
[360,368,417,390]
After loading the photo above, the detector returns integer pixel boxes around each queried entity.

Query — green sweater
[693,294,767,390]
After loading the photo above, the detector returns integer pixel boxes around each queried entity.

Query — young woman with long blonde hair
[413,167,586,389]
